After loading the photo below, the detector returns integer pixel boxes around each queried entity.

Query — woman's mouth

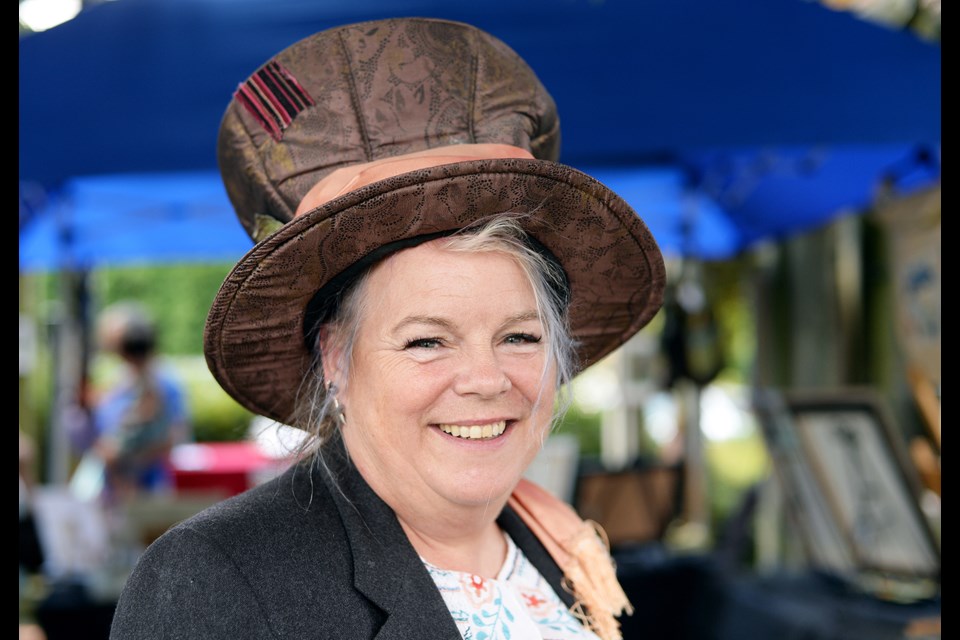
[437,420,507,440]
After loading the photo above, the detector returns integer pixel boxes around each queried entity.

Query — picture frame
[753,387,940,586]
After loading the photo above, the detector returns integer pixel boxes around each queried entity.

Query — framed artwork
[754,388,940,586]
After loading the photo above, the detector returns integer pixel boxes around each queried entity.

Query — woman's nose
[452,347,511,397]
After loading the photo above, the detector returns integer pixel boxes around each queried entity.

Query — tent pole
[48,268,90,485]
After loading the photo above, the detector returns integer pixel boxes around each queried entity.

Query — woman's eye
[405,337,444,350]
[504,333,541,345]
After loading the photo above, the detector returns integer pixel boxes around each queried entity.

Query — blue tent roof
[19,172,254,271]
[19,0,940,262]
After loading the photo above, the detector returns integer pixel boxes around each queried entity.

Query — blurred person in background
[89,302,190,502]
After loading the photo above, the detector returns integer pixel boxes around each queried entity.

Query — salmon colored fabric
[296,144,535,216]
[509,478,634,640]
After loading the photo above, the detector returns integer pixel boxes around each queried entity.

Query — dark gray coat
[109,438,572,639]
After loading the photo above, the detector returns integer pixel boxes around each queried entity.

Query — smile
[437,421,507,440]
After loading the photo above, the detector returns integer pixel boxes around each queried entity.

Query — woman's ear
[318,325,345,389]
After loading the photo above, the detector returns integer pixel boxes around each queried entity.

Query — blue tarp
[19,173,253,270]
[19,0,940,263]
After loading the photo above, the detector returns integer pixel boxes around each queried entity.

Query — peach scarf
[508,479,634,640]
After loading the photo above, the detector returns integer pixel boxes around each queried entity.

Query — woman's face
[332,240,555,516]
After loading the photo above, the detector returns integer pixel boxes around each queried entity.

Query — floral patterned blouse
[423,533,602,640]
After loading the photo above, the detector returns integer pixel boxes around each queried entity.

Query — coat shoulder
[110,460,385,639]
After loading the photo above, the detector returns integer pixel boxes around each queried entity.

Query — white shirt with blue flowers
[423,532,602,640]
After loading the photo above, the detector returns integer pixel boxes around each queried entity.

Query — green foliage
[699,255,758,385]
[91,263,235,354]
[554,401,603,457]
[705,433,771,529]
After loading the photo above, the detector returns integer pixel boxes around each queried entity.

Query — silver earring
[327,382,347,425]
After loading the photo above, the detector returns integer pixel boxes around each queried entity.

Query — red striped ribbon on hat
[235,61,314,141]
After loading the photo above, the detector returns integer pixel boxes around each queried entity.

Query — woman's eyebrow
[505,311,541,325]
[391,315,457,334]
[391,310,540,334]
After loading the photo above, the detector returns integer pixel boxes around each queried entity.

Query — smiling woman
[331,234,558,572]
[109,16,665,640]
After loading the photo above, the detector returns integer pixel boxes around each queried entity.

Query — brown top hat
[205,17,666,425]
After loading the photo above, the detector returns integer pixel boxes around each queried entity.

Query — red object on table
[170,442,290,498]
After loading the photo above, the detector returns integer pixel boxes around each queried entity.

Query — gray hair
[291,214,578,458]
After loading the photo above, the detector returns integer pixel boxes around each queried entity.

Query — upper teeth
[439,421,507,440]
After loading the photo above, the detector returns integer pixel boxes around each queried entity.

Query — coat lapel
[320,438,462,640]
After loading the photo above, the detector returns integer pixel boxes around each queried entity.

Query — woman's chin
[426,464,527,510]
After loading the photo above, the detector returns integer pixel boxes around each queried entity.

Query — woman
[110,17,665,640]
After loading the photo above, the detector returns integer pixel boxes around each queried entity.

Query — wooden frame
[754,387,940,584]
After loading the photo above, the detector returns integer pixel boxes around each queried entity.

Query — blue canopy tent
[19,0,941,263]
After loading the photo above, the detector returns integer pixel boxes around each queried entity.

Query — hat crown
[218,17,560,242]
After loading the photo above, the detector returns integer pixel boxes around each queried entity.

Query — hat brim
[204,157,665,424]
